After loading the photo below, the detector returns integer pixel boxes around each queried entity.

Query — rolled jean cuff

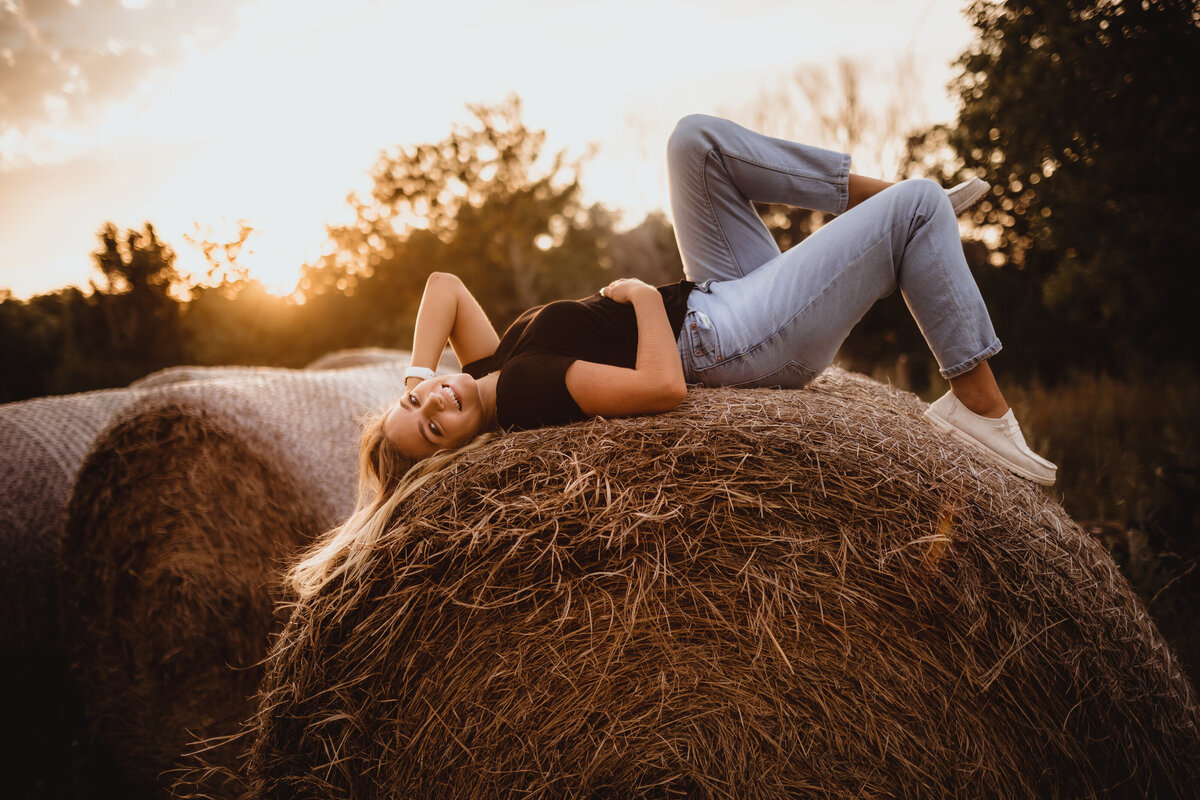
[939,337,1002,379]
[834,153,852,215]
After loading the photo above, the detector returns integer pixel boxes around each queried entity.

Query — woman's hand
[570,276,687,417]
[599,277,656,304]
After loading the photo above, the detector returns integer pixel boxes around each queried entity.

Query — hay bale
[1,388,144,654]
[1,388,148,798]
[60,363,410,796]
[131,364,295,389]
[304,347,411,370]
[247,369,1200,800]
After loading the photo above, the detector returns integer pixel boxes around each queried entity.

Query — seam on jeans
[941,338,1003,379]
[910,189,981,374]
[717,149,847,187]
[715,147,851,219]
[835,153,851,214]
[709,183,989,381]
[700,149,750,279]
[891,184,996,379]
[695,358,820,388]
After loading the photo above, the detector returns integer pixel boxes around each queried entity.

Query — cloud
[0,0,244,147]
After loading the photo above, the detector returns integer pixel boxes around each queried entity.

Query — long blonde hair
[288,413,494,601]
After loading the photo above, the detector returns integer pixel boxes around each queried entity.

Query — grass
[1002,368,1200,532]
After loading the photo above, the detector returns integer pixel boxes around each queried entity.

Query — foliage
[0,223,184,401]
[734,56,927,180]
[0,289,72,402]
[182,281,305,368]
[951,0,1200,369]
[1,98,687,399]
[89,222,184,375]
[600,209,685,286]
[732,57,965,389]
[300,95,610,338]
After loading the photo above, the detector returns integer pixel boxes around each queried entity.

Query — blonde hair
[288,413,495,601]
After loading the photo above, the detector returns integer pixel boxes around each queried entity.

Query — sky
[0,0,977,299]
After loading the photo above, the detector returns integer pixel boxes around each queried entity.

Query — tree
[951,0,1200,369]
[600,209,685,287]
[302,96,608,339]
[83,222,185,384]
[0,289,70,402]
[1,223,189,401]
[182,220,256,294]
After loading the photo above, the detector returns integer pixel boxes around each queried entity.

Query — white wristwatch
[404,366,437,382]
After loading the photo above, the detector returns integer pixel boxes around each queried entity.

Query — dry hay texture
[1,387,149,798]
[304,347,412,370]
[1,388,147,656]
[131,364,298,390]
[248,369,1200,800]
[60,362,415,797]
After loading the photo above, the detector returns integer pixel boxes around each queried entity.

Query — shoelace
[998,416,1038,454]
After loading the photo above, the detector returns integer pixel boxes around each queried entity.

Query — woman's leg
[666,115,990,285]
[667,116,1001,403]
[680,178,1001,392]
[667,114,852,283]
[947,361,1008,417]
[847,175,895,210]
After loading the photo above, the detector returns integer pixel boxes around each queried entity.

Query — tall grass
[994,369,1200,684]
[1001,369,1200,532]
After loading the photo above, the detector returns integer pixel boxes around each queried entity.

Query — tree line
[0,97,686,403]
[2,0,1197,404]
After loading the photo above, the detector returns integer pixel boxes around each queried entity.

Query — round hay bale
[1,388,144,655]
[247,369,1200,799]
[131,364,294,389]
[304,347,411,370]
[1,387,148,799]
[60,363,409,797]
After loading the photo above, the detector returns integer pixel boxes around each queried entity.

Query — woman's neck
[477,371,500,431]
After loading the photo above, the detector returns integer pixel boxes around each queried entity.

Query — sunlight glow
[0,0,975,299]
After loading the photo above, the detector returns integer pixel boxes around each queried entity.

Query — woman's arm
[565,278,688,417]
[407,272,501,389]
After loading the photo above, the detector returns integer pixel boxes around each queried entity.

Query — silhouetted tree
[181,280,304,367]
[0,289,71,401]
[88,222,184,380]
[1,223,192,401]
[951,0,1200,370]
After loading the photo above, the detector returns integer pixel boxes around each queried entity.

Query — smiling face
[383,373,488,458]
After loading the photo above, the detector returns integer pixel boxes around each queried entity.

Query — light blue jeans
[670,115,1001,387]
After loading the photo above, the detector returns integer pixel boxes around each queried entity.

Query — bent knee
[667,114,723,165]
[895,178,948,209]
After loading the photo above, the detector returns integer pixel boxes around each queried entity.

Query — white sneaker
[924,391,1057,485]
[946,177,990,216]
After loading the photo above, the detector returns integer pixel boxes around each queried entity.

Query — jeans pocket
[682,310,722,370]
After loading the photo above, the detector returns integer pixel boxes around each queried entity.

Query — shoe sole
[924,408,1056,485]
[950,179,989,216]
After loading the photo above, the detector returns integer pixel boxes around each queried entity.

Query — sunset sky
[0,0,976,299]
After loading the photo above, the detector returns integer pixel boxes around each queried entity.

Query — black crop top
[462,280,695,430]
